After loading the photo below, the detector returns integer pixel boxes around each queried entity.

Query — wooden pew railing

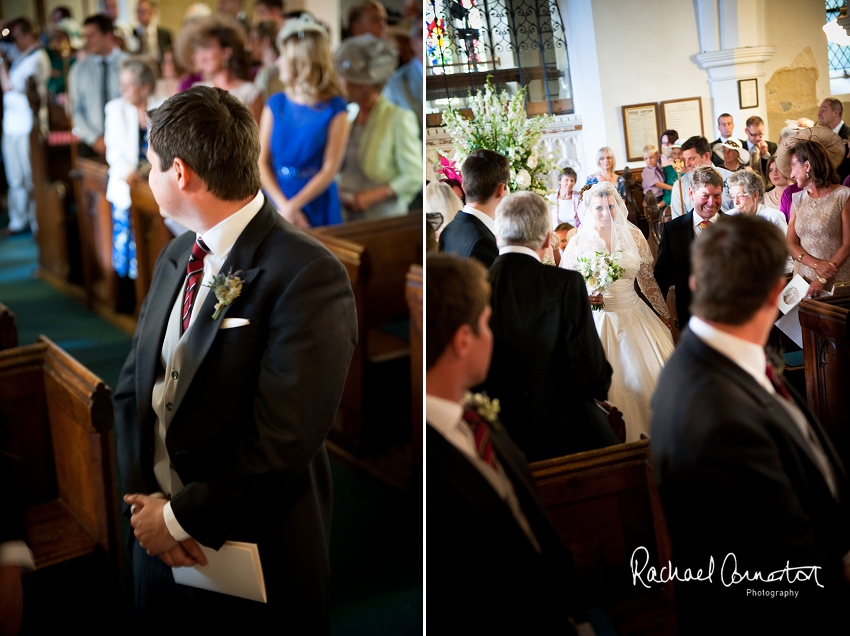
[406,264,423,477]
[531,441,676,635]
[0,336,121,625]
[130,179,175,311]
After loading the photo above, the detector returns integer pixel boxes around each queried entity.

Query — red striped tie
[766,363,792,402]
[462,409,498,472]
[181,237,210,335]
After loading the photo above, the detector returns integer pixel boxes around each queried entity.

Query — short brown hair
[681,135,711,157]
[426,254,490,370]
[462,149,510,203]
[691,165,723,191]
[789,139,838,188]
[348,0,387,26]
[148,86,261,201]
[745,115,764,129]
[691,215,788,325]
[824,97,843,117]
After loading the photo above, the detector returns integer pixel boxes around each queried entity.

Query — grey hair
[119,55,158,90]
[726,170,765,200]
[495,192,550,250]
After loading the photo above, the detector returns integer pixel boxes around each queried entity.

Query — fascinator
[276,13,328,50]
[776,125,847,177]
[334,34,398,85]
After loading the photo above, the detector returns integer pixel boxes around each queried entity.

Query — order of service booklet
[172,541,267,603]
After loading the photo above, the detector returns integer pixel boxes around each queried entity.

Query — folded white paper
[172,541,266,603]
[777,274,810,315]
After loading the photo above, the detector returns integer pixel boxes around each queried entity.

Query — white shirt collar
[426,394,464,433]
[498,245,541,261]
[834,120,845,135]
[462,204,496,236]
[198,191,264,260]
[688,316,772,393]
[691,211,719,230]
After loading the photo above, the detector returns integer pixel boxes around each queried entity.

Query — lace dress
[792,187,850,286]
[565,226,674,441]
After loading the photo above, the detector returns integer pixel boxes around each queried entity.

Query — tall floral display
[440,79,555,194]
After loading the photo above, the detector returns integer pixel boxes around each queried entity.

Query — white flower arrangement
[440,77,556,195]
[575,251,626,311]
[462,391,501,427]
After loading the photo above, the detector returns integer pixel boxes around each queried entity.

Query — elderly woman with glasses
[334,34,421,219]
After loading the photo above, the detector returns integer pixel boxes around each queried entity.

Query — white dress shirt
[426,394,540,552]
[691,210,720,236]
[154,192,265,541]
[462,204,496,236]
[499,245,541,261]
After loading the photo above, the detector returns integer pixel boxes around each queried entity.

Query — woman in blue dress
[259,15,350,228]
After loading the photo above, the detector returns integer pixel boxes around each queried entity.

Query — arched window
[425,0,573,123]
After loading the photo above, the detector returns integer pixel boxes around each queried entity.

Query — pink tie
[181,237,210,334]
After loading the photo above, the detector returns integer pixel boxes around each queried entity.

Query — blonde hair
[277,30,343,101]
[642,144,658,156]
[597,146,616,170]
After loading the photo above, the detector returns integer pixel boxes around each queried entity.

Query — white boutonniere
[206,269,244,319]
[463,392,501,429]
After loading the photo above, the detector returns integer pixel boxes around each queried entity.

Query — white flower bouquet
[439,77,555,195]
[575,251,625,311]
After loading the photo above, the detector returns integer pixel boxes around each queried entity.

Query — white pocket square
[220,318,251,329]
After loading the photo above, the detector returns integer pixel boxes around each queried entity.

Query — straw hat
[775,125,847,177]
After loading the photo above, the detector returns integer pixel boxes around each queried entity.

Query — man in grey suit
[651,215,850,634]
[115,86,357,632]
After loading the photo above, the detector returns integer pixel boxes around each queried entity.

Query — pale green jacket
[346,95,422,205]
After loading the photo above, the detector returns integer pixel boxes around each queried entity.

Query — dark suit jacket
[483,253,618,462]
[650,330,850,634]
[114,199,357,629]
[135,25,173,61]
[438,210,498,267]
[653,211,695,328]
[427,423,579,633]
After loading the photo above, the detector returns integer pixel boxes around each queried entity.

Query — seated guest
[335,34,421,219]
[383,18,423,131]
[425,180,462,236]
[426,253,586,634]
[438,149,508,267]
[549,167,581,228]
[483,192,618,462]
[712,138,749,172]
[0,18,50,236]
[669,136,734,218]
[659,128,678,167]
[69,14,127,158]
[104,56,163,309]
[651,215,850,635]
[585,146,625,198]
[642,145,672,210]
[744,115,778,175]
[764,155,792,214]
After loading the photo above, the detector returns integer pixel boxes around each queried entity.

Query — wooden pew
[311,214,423,453]
[72,158,118,312]
[531,441,676,635]
[799,291,850,469]
[0,302,18,350]
[130,179,175,312]
[0,336,120,628]
[406,264,423,479]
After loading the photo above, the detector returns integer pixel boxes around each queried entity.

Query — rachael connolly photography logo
[629,546,824,598]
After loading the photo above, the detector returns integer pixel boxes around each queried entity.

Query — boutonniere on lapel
[462,392,501,430]
[206,269,244,320]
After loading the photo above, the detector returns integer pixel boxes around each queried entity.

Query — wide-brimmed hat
[334,34,398,85]
[776,125,847,177]
[713,139,750,164]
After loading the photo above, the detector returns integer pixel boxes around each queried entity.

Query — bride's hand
[589,293,604,306]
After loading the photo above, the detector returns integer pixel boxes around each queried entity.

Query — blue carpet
[0,233,422,633]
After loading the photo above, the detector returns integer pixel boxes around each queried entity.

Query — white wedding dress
[562,184,674,441]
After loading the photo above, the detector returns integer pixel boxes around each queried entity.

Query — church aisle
[0,233,422,633]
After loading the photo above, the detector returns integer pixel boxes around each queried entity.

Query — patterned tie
[698,220,712,232]
[101,58,110,113]
[765,363,793,402]
[181,237,210,334]
[462,408,498,472]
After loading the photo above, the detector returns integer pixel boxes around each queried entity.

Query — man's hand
[158,539,207,568]
[92,136,107,155]
[125,493,177,555]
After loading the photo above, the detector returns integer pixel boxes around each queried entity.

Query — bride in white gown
[560,182,674,441]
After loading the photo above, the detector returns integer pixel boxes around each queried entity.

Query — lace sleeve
[632,227,670,318]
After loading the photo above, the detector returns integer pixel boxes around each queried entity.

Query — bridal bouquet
[575,251,625,311]
[440,77,555,195]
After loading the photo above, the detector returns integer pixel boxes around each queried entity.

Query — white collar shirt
[462,204,496,236]
[499,245,541,261]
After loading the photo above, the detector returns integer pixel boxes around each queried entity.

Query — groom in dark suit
[483,192,617,462]
[651,215,850,635]
[114,86,357,632]
[438,148,509,267]
[426,253,585,634]
[654,165,726,329]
